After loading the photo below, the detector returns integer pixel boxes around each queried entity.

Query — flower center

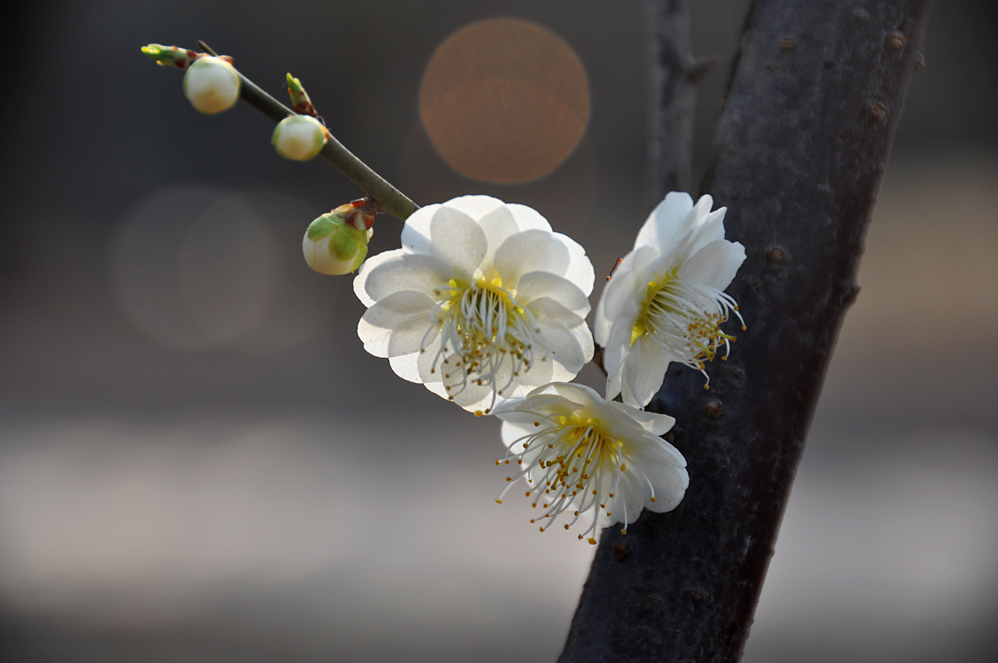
[631,267,745,387]
[427,277,542,410]
[496,413,630,544]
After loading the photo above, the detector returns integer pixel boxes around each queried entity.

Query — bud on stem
[303,198,379,275]
[182,56,241,114]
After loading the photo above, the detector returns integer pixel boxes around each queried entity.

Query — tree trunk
[560,1,932,661]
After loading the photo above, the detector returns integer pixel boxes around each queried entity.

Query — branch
[197,41,418,221]
[560,1,931,661]
[644,0,696,198]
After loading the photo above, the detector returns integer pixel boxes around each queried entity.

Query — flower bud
[303,201,377,275]
[272,115,327,161]
[182,56,240,114]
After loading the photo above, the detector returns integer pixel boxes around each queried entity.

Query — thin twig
[198,41,418,221]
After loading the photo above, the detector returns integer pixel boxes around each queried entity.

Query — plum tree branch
[197,41,418,221]
[560,1,932,661]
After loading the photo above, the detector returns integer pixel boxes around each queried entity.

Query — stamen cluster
[428,279,541,407]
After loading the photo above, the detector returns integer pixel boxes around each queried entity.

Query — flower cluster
[353,192,745,542]
[143,44,747,546]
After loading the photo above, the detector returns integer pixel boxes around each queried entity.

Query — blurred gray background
[1,1,996,661]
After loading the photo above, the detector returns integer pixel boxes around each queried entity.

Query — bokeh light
[419,17,590,184]
[113,188,338,354]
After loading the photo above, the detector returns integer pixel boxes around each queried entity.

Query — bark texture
[560,1,931,661]
[646,0,696,197]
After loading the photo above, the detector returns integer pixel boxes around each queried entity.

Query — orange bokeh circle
[419,18,590,184]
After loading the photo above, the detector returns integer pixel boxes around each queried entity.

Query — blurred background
[0,1,995,661]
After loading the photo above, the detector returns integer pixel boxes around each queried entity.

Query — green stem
[198,41,419,221]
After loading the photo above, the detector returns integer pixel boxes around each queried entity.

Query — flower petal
[506,203,554,233]
[439,194,506,221]
[389,352,422,383]
[560,233,596,297]
[354,248,405,308]
[620,335,673,408]
[527,297,586,331]
[515,271,591,315]
[429,205,488,279]
[357,290,436,357]
[594,245,657,344]
[633,191,694,252]
[399,203,441,255]
[356,251,451,306]
[493,229,570,287]
[680,239,746,291]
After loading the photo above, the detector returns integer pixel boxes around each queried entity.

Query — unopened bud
[141,44,198,70]
[182,56,240,114]
[272,115,327,161]
[303,200,377,275]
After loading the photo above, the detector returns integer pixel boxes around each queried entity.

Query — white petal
[386,314,439,357]
[357,252,451,305]
[609,401,676,437]
[527,297,586,331]
[559,233,596,296]
[597,471,643,527]
[646,488,687,513]
[679,240,746,291]
[354,248,405,308]
[594,245,657,344]
[683,205,728,257]
[505,203,554,233]
[492,230,569,287]
[428,205,488,279]
[388,352,422,383]
[440,195,506,221]
[399,203,441,255]
[514,272,590,315]
[357,291,436,357]
[620,335,672,408]
[509,353,555,392]
[601,315,635,401]
[534,323,586,375]
[633,191,694,252]
[476,205,520,262]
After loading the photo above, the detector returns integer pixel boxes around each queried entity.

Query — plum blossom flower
[595,192,746,408]
[355,196,595,414]
[492,382,687,543]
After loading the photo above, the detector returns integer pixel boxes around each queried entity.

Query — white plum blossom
[595,192,746,408]
[355,195,595,414]
[492,382,687,543]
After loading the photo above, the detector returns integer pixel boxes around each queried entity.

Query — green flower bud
[303,201,376,275]
[141,44,198,70]
[272,115,327,162]
[182,56,240,114]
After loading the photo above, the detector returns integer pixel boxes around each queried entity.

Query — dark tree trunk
[560,1,932,661]
[645,0,695,197]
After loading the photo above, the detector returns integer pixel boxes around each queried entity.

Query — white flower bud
[303,206,374,275]
[182,56,240,114]
[272,115,327,161]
